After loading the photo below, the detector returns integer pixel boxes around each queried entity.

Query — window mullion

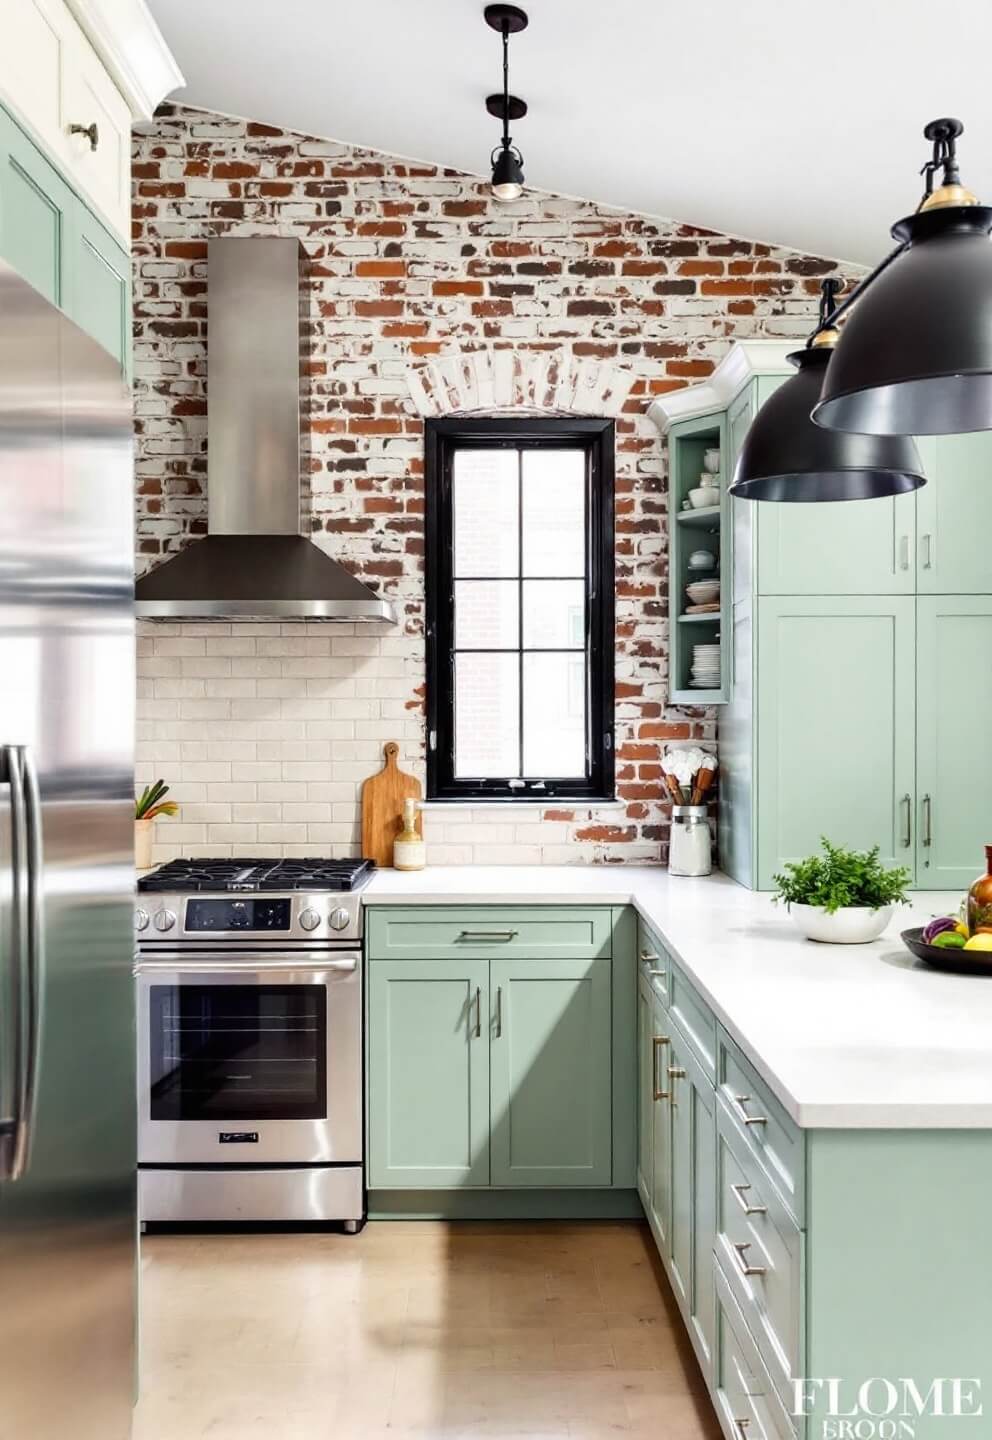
[517,445,524,783]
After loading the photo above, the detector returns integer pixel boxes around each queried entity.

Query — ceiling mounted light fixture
[813,118,992,436]
[485,3,528,202]
[729,279,927,502]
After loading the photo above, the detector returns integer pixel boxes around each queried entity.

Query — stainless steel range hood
[136,238,396,623]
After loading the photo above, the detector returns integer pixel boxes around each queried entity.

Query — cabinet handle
[495,985,502,1039]
[667,1064,686,1107]
[734,1421,751,1438]
[899,534,910,571]
[474,986,482,1038]
[732,1241,767,1278]
[922,794,932,848]
[69,121,99,152]
[901,793,912,849]
[652,1036,670,1100]
[732,1094,768,1127]
[730,1182,767,1217]
[923,532,933,569]
[639,949,661,963]
[460,929,517,942]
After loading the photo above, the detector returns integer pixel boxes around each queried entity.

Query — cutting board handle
[382,741,399,766]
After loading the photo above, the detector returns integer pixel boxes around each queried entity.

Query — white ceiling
[148,0,992,265]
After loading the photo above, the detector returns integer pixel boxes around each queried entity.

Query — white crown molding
[67,0,185,121]
[647,339,795,434]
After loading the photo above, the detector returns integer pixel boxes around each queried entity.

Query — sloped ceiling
[148,0,992,265]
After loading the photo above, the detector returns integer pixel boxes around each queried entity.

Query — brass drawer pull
[667,1064,686,1107]
[495,985,502,1039]
[730,1182,767,1217]
[639,949,661,962]
[69,121,99,152]
[652,1036,670,1100]
[460,929,518,941]
[734,1421,750,1439]
[474,986,482,1038]
[733,1241,767,1278]
[733,1094,768,1127]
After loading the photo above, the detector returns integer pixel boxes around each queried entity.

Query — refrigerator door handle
[0,745,28,1181]
[12,747,44,1179]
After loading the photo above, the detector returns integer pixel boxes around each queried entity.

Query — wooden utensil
[691,765,716,807]
[361,742,422,868]
[664,772,686,806]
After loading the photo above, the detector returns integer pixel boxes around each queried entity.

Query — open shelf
[666,414,729,704]
[677,613,721,624]
[675,506,721,527]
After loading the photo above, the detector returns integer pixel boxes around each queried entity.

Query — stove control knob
[329,906,351,932]
[153,908,177,932]
[134,907,149,933]
[298,907,321,932]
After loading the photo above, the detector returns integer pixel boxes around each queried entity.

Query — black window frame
[424,415,615,803]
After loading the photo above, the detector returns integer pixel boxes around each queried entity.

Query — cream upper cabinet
[0,0,182,245]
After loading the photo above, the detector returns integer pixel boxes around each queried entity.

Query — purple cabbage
[922,916,958,945]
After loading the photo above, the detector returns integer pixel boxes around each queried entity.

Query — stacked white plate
[690,643,720,688]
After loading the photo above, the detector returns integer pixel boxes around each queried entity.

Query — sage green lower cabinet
[490,956,612,1187]
[669,1028,716,1374]
[368,959,490,1188]
[916,595,992,888]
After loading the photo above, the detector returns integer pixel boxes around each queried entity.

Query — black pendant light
[485,4,528,202]
[729,279,926,501]
[814,118,992,436]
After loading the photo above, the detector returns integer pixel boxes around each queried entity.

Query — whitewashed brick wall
[134,105,859,867]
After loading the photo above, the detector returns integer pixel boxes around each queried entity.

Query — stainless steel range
[135,858,372,1228]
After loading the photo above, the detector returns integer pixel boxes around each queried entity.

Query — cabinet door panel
[758,491,916,594]
[368,960,489,1188]
[916,597,992,888]
[1,0,65,154]
[60,12,132,240]
[756,597,916,887]
[917,433,992,594]
[666,1029,716,1378]
[668,1029,692,1309]
[650,993,671,1251]
[0,104,72,307]
[68,204,130,374]
[490,957,612,1187]
[636,973,655,1206]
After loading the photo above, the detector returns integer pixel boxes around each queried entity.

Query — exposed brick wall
[134,103,858,867]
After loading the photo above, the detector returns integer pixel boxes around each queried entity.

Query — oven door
[136,954,361,1166]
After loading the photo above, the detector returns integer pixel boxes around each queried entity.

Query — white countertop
[365,866,989,1129]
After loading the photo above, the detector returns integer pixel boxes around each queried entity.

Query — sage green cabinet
[0,102,130,373]
[368,959,490,1188]
[755,595,917,887]
[756,490,918,596]
[916,432,992,593]
[668,1027,717,1375]
[916,595,992,887]
[490,956,612,1187]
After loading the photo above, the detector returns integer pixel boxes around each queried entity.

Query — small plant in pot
[135,780,178,869]
[772,837,911,944]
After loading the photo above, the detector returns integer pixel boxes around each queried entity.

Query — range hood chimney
[135,237,396,622]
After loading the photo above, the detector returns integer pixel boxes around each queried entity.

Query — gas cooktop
[137,857,376,894]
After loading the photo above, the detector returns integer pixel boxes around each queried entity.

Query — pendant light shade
[491,143,525,201]
[729,345,927,501]
[814,118,992,436]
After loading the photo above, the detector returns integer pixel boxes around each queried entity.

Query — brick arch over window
[404,349,636,418]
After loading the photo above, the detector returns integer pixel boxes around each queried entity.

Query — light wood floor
[134,1220,721,1439]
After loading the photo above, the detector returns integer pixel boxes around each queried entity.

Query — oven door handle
[136,955,358,975]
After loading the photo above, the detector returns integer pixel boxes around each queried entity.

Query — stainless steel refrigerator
[0,259,136,1437]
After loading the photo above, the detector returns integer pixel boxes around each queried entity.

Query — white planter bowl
[788,903,894,944]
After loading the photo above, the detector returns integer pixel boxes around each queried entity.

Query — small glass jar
[967,845,992,934]
[669,805,712,877]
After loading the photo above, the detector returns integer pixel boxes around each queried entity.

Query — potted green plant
[135,780,178,869]
[772,837,911,944]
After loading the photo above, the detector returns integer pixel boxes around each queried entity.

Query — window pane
[521,449,585,577]
[453,449,519,577]
[454,580,519,649]
[454,652,520,778]
[522,579,585,650]
[522,652,586,778]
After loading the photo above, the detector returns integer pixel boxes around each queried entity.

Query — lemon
[954,920,970,938]
[963,933,992,952]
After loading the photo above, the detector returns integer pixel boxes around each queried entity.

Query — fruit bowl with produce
[901,845,992,973]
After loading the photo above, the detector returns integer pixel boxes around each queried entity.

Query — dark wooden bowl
[901,926,992,975]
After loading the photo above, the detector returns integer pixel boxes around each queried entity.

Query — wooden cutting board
[361,741,422,868]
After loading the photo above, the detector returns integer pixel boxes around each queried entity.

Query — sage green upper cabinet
[757,491,918,595]
[755,596,916,888]
[916,433,992,594]
[490,956,612,1187]
[916,596,992,888]
[0,102,72,307]
[368,959,490,1189]
[68,203,131,374]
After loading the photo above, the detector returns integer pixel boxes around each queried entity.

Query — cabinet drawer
[670,960,717,1082]
[366,907,613,961]
[716,1101,803,1412]
[714,1262,796,1440]
[60,10,132,241]
[637,916,669,1006]
[718,1033,804,1223]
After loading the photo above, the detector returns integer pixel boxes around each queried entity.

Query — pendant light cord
[501,22,512,151]
[806,242,908,347]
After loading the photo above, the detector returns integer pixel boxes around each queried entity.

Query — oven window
[149,985,327,1122]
